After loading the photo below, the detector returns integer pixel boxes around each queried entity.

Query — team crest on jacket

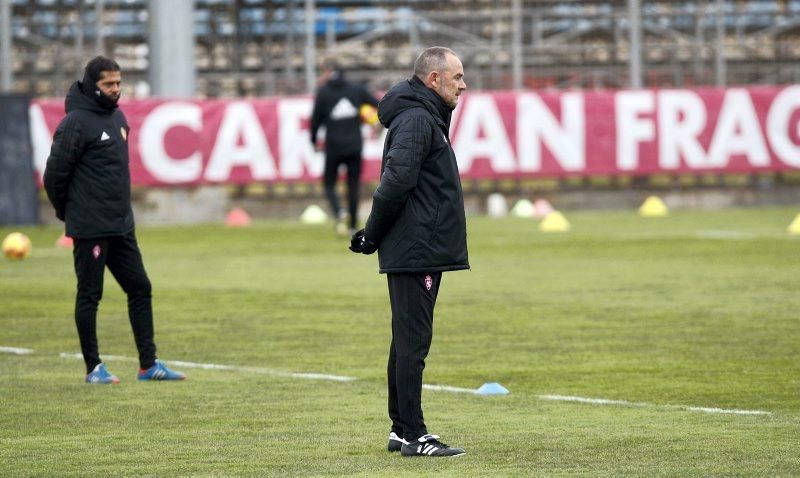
[120,127,127,141]
[424,275,433,291]
[92,245,101,259]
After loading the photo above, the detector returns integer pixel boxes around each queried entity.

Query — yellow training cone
[539,211,570,232]
[639,196,668,217]
[788,213,800,235]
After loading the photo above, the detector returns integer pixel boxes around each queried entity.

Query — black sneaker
[400,434,466,457]
[387,432,408,452]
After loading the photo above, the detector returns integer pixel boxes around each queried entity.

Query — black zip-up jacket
[310,72,379,157]
[43,81,133,239]
[364,76,469,274]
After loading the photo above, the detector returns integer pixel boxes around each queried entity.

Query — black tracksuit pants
[322,151,362,229]
[73,231,157,374]
[386,271,442,442]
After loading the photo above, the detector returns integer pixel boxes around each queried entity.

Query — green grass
[1,207,800,476]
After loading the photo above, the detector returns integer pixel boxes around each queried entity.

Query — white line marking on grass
[290,372,355,382]
[539,395,632,406]
[13,349,766,416]
[0,346,35,355]
[60,353,132,361]
[423,384,477,394]
[683,406,770,416]
[537,394,771,416]
[59,353,356,382]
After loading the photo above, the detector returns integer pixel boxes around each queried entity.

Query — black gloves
[349,229,377,255]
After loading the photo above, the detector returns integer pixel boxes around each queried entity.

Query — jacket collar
[65,81,116,115]
[408,75,452,129]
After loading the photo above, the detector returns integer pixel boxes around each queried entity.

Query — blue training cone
[475,382,510,395]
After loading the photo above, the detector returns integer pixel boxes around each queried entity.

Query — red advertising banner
[30,85,800,186]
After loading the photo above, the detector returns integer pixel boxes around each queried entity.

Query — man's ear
[426,71,439,89]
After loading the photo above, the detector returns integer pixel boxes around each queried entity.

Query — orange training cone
[533,199,555,219]
[225,207,252,227]
[56,233,73,249]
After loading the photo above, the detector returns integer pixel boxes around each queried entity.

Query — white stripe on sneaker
[389,433,408,444]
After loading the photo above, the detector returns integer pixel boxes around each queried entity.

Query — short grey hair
[413,46,458,80]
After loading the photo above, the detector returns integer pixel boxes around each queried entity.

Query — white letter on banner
[139,102,203,183]
[707,89,769,167]
[767,85,800,167]
[28,104,52,179]
[206,102,276,181]
[657,90,707,169]
[616,91,655,170]
[453,94,516,173]
[363,126,387,161]
[278,98,323,179]
[517,93,585,172]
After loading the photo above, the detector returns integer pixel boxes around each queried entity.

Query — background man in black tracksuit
[310,62,380,235]
[44,56,185,384]
[350,47,469,457]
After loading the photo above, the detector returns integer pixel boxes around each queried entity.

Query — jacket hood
[65,81,116,115]
[377,76,452,129]
[325,70,348,88]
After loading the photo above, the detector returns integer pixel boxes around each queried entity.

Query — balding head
[414,47,458,80]
[413,47,466,108]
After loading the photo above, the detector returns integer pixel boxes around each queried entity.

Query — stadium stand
[4,0,800,98]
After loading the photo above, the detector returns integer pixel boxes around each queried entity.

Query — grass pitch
[1,207,799,476]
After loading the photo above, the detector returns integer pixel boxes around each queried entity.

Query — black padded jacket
[43,81,133,239]
[364,76,469,274]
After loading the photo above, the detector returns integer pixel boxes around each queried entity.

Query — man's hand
[349,229,364,253]
[349,229,377,255]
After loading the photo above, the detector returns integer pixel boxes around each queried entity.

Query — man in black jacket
[44,56,185,384]
[310,61,379,235]
[350,47,469,457]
